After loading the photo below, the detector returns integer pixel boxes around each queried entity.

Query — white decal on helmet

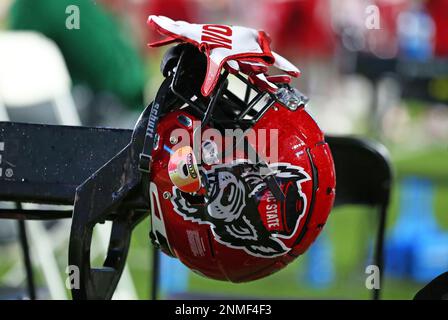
[171,161,310,258]
[149,182,173,253]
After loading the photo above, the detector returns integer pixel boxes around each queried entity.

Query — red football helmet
[143,17,336,282]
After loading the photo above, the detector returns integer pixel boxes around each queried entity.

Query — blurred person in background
[260,0,335,93]
[8,0,146,127]
[425,0,448,57]
[261,0,335,59]
[145,0,199,25]
[259,0,336,95]
[260,0,363,135]
[368,0,411,59]
[332,0,410,58]
[100,0,201,51]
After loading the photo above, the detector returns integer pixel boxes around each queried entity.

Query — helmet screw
[287,99,300,111]
[163,191,171,199]
[169,136,178,144]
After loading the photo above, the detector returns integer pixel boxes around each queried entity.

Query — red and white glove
[147,15,300,96]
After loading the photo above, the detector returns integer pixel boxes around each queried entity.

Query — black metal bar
[234,73,260,92]
[170,49,208,114]
[201,71,229,129]
[373,203,388,300]
[223,89,247,110]
[237,92,264,120]
[244,84,251,104]
[151,248,160,300]
[16,205,36,300]
[68,89,158,300]
[171,86,206,116]
[252,99,276,123]
[0,122,131,205]
[0,209,72,220]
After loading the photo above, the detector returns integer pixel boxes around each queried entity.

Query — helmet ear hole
[181,163,189,177]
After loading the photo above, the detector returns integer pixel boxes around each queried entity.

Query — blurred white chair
[0,31,137,299]
[0,31,80,125]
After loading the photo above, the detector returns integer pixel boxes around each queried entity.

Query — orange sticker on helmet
[168,146,201,193]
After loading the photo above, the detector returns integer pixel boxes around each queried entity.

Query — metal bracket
[0,104,152,299]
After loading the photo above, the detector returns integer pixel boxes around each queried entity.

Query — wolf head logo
[171,161,310,257]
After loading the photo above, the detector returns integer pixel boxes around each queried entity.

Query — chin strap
[138,77,172,174]
[137,77,177,256]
